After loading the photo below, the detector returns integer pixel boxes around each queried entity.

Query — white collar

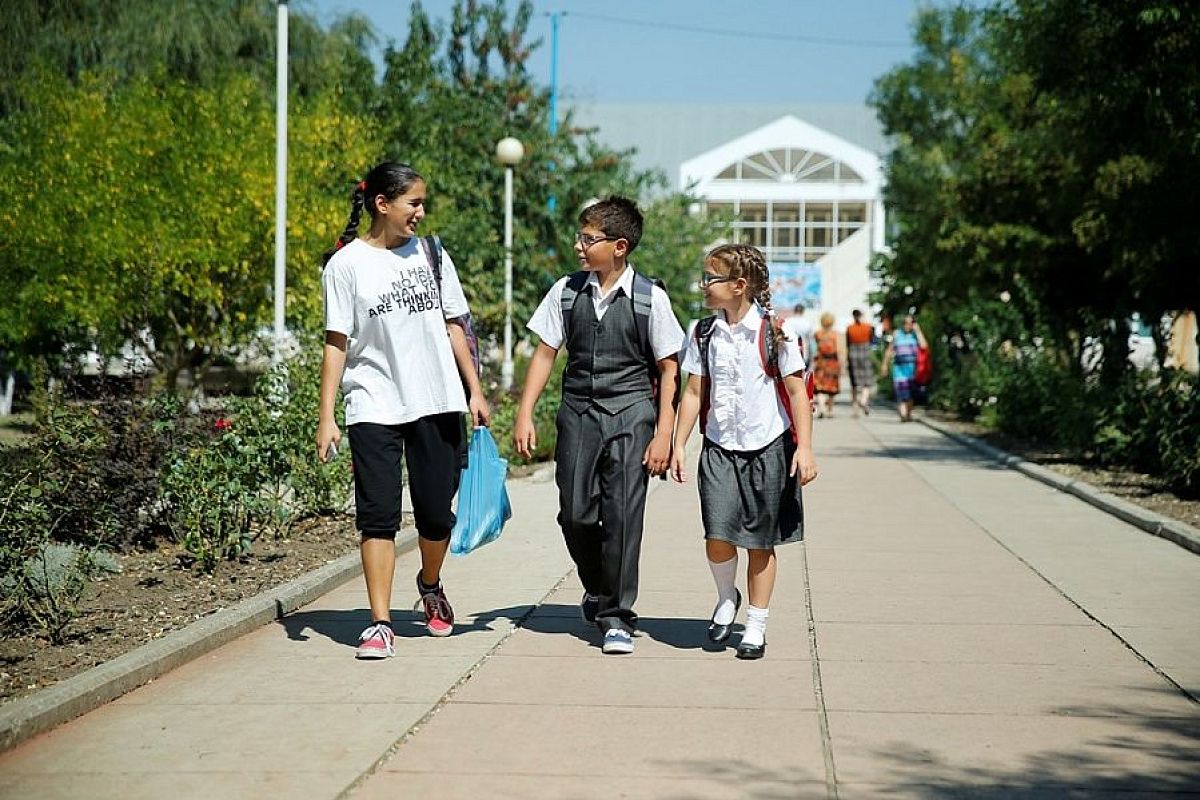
[585,265,635,300]
[716,302,763,334]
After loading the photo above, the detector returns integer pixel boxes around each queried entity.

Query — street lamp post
[495,136,525,391]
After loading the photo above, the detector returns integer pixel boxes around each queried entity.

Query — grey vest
[561,286,653,414]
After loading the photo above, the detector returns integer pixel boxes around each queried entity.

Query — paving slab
[828,710,1200,792]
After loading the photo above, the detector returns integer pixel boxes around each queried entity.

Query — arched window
[714,148,863,183]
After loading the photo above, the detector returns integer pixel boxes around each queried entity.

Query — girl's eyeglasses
[699,272,736,287]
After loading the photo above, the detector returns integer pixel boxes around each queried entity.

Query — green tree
[361,0,715,376]
[0,69,376,383]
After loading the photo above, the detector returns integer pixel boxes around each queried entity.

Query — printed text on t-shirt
[368,267,441,319]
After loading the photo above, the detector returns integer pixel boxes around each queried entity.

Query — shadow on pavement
[516,605,734,652]
[852,689,1200,796]
[278,604,537,646]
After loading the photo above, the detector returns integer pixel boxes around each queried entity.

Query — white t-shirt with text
[322,237,469,426]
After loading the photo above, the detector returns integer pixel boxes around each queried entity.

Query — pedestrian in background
[671,244,818,660]
[317,162,490,659]
[812,312,841,418]
[845,308,876,416]
[880,314,927,422]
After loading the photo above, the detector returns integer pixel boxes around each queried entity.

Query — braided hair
[321,161,424,267]
[705,243,788,365]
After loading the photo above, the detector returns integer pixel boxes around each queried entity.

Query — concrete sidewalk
[2,405,1198,798]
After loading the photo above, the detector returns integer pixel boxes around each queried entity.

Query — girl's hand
[669,448,688,483]
[792,447,818,485]
[643,432,671,477]
[513,414,536,459]
[317,420,341,463]
[469,393,491,427]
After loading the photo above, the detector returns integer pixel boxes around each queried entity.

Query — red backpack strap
[759,317,800,445]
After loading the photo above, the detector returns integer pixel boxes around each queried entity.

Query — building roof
[568,103,888,186]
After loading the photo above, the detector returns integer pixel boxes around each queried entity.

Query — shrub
[159,346,353,570]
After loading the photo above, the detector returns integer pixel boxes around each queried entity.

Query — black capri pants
[347,413,466,541]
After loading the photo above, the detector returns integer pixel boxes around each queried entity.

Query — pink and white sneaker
[415,575,455,637]
[355,623,395,659]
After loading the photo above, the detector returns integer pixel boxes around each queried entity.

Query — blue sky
[303,1,947,106]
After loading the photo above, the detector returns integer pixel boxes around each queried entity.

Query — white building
[574,104,887,325]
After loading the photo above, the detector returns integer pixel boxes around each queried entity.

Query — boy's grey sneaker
[602,628,634,655]
[580,593,600,625]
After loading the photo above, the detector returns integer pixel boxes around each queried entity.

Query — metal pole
[502,165,515,391]
[272,1,289,364]
[549,12,560,138]
[547,12,561,213]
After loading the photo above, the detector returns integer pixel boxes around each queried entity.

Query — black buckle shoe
[707,589,742,644]
[735,640,766,660]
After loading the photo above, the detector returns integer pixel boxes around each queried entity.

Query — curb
[0,531,418,753]
[918,415,1200,557]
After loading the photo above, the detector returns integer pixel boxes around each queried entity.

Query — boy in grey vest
[514,197,683,654]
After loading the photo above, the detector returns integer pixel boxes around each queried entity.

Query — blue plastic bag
[450,427,512,555]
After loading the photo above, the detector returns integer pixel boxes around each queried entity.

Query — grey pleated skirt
[698,433,805,549]
[847,342,876,390]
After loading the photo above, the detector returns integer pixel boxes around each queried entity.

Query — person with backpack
[316,162,490,659]
[670,244,818,660]
[513,196,683,655]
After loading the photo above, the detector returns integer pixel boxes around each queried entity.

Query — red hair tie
[356,180,367,192]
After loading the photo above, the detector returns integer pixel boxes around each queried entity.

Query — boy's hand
[791,446,818,486]
[513,414,537,459]
[669,448,688,483]
[469,393,491,427]
[643,432,671,477]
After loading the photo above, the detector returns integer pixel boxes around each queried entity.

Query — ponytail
[320,163,424,268]
[321,181,366,267]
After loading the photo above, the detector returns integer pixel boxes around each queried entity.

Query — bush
[159,345,353,571]
[1095,368,1200,497]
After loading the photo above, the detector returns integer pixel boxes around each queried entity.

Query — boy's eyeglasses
[699,272,736,287]
[575,232,618,248]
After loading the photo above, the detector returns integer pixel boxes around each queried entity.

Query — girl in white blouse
[671,244,818,659]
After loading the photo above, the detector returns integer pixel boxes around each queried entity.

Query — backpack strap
[758,316,801,445]
[420,235,481,378]
[419,235,443,285]
[558,271,590,344]
[694,315,718,437]
[631,270,664,374]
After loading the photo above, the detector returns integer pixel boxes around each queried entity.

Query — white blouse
[680,304,805,452]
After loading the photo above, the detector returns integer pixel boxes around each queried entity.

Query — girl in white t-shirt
[317,161,489,660]
[670,244,818,659]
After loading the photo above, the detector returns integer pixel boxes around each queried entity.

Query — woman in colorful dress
[812,312,841,418]
[880,314,928,422]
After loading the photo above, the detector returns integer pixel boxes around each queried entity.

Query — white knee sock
[708,555,739,625]
[742,605,769,647]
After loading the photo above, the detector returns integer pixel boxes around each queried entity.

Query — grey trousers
[554,399,656,634]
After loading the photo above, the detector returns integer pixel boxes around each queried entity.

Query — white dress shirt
[680,304,806,452]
